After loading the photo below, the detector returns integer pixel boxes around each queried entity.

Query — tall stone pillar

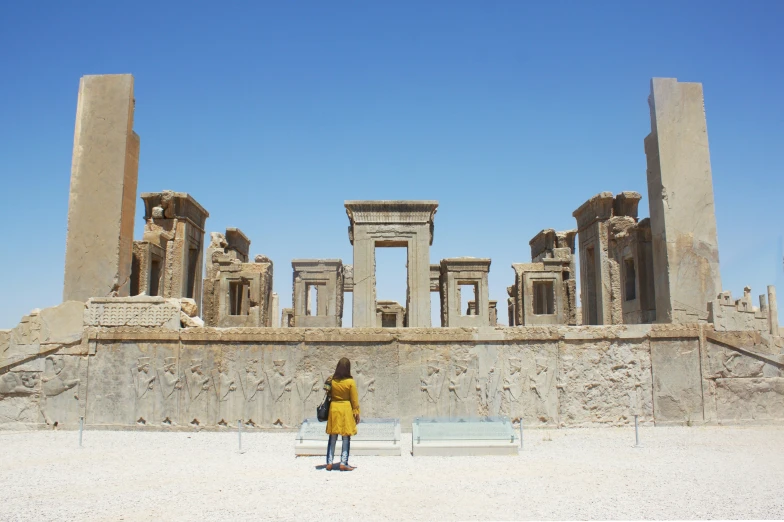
[768,285,779,336]
[63,74,139,302]
[408,226,434,327]
[645,78,722,323]
[351,230,376,327]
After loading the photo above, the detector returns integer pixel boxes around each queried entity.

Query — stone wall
[3,312,782,430]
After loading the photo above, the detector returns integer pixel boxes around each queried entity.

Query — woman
[324,357,360,471]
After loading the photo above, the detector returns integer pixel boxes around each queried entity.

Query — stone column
[271,293,280,327]
[63,74,139,302]
[407,226,433,327]
[645,78,722,323]
[768,285,779,336]
[352,230,376,327]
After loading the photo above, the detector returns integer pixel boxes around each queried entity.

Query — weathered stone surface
[291,259,343,327]
[345,201,438,327]
[573,192,654,326]
[202,229,273,327]
[180,311,204,328]
[179,298,198,318]
[650,339,703,424]
[715,378,784,422]
[2,322,784,430]
[439,258,491,327]
[84,297,180,330]
[64,74,139,302]
[645,78,721,323]
[139,192,209,312]
[558,339,654,426]
[38,301,85,345]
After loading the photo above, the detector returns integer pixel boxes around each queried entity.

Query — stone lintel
[291,259,343,272]
[225,228,250,258]
[141,191,210,230]
[344,200,438,225]
[440,257,491,273]
[613,191,642,219]
[529,229,556,260]
[555,229,577,251]
[572,192,614,230]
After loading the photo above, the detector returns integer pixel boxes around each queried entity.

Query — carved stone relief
[212,357,241,426]
[502,357,526,423]
[421,359,446,417]
[354,360,376,416]
[157,357,183,426]
[448,357,478,417]
[266,359,293,427]
[40,355,81,426]
[242,358,266,427]
[132,357,156,424]
[184,358,214,427]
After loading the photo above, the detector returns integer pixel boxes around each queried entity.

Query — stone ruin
[1,74,782,431]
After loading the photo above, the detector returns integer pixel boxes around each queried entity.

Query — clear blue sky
[1,1,782,328]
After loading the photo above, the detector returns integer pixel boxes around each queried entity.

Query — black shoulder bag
[316,389,331,422]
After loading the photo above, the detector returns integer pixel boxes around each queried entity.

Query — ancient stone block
[345,201,438,327]
[558,339,654,426]
[140,191,209,312]
[645,78,722,323]
[439,258,491,327]
[574,192,651,325]
[709,288,769,332]
[63,74,139,302]
[202,230,273,327]
[715,377,784,422]
[377,301,405,327]
[291,259,344,327]
[84,297,181,330]
[650,339,703,424]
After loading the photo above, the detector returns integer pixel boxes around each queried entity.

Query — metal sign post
[519,421,523,450]
[78,416,84,448]
[633,415,641,448]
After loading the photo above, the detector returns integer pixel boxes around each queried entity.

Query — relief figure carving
[421,360,446,417]
[294,372,320,425]
[242,359,265,427]
[212,359,242,426]
[503,357,525,423]
[480,366,502,417]
[448,359,477,417]
[354,361,375,415]
[185,359,213,427]
[266,359,293,427]
[132,357,156,424]
[40,355,80,426]
[529,356,556,423]
[0,372,39,396]
[157,357,183,426]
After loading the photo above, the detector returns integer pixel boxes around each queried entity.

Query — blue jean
[326,434,350,465]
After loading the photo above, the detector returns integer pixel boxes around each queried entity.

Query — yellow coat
[325,378,360,436]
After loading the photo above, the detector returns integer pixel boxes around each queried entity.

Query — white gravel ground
[1,425,783,521]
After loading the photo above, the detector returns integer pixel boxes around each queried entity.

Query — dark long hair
[333,357,352,380]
